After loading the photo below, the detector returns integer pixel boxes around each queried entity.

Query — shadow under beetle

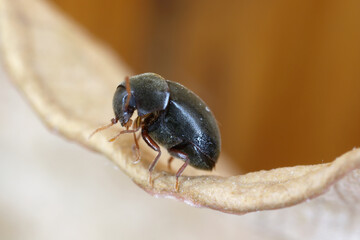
[90,73,221,191]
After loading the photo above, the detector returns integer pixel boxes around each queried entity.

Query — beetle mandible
[90,73,221,191]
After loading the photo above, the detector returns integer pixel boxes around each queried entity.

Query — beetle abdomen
[167,81,220,158]
[147,80,221,168]
[169,142,216,170]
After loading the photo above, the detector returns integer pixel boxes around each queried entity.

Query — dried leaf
[1,0,360,216]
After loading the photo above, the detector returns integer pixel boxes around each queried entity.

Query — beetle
[90,73,221,191]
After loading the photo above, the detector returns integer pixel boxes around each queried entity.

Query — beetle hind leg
[167,147,190,191]
[169,143,215,171]
[167,142,216,191]
[175,159,189,191]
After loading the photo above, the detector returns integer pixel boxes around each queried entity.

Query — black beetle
[90,73,221,191]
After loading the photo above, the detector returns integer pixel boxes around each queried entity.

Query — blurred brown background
[50,0,360,172]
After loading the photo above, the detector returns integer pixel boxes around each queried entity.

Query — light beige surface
[1,69,360,239]
[0,0,360,237]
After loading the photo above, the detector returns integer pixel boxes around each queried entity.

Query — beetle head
[113,84,136,126]
[113,73,170,126]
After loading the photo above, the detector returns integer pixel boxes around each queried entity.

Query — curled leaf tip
[1,0,360,216]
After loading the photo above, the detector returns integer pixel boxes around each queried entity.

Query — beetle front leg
[108,116,141,142]
[131,117,142,163]
[141,128,161,187]
[131,132,141,164]
[89,117,118,139]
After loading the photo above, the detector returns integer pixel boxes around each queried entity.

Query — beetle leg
[175,159,190,192]
[89,117,118,139]
[131,132,141,164]
[136,132,142,140]
[167,157,174,170]
[124,119,133,130]
[108,128,141,142]
[108,116,142,142]
[142,129,161,187]
[168,148,190,191]
[130,116,142,163]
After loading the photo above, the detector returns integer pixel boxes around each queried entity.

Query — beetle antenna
[88,118,118,139]
[124,76,131,111]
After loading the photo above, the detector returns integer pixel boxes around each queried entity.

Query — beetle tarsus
[175,158,190,192]
[108,127,141,142]
[167,157,174,170]
[175,179,179,192]
[88,117,118,139]
[149,173,153,187]
[131,132,141,164]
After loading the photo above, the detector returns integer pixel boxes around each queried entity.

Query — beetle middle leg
[141,128,161,187]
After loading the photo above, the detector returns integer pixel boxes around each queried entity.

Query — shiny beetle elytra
[90,73,221,191]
